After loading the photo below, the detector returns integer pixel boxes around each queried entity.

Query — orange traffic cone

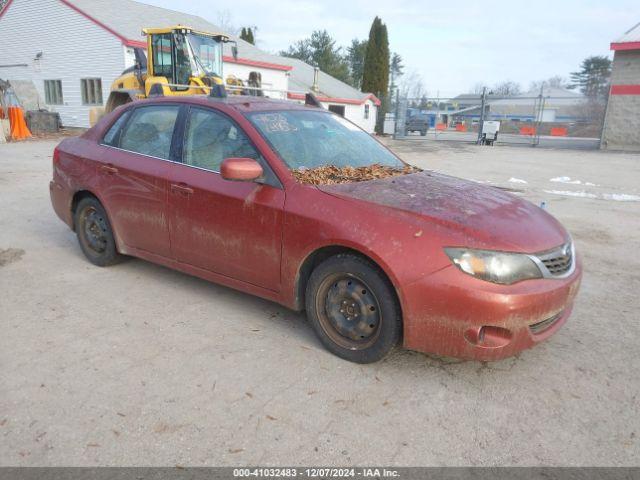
[8,106,32,141]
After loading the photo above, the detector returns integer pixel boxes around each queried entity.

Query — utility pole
[533,85,544,147]
[476,87,486,144]
[393,89,400,140]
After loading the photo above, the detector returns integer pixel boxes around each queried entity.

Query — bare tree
[216,9,238,36]
[529,75,568,92]
[492,81,522,96]
[399,70,426,100]
[469,82,488,94]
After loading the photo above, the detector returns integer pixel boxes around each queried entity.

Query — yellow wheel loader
[91,25,246,125]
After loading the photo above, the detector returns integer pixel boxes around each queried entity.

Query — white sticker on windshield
[253,113,298,133]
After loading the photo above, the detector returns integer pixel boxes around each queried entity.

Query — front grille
[529,312,562,334]
[542,251,572,275]
[534,242,574,277]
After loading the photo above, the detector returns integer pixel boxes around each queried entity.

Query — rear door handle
[170,183,194,196]
[100,164,118,174]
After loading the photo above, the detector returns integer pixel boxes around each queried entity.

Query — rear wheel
[74,197,122,267]
[420,128,427,136]
[305,254,401,363]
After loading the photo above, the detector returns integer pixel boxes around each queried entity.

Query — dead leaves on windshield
[291,164,422,185]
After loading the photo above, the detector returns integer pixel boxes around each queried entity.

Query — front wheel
[305,254,401,363]
[74,196,122,267]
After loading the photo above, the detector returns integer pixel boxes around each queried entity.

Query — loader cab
[145,26,231,91]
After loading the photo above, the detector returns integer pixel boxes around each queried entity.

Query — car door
[167,106,285,290]
[97,105,180,257]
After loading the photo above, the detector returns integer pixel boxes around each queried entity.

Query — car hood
[318,171,568,252]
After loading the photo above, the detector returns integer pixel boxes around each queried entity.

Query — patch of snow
[602,193,640,202]
[543,190,597,199]
[549,177,599,186]
[543,190,640,202]
[550,176,582,184]
[508,177,528,184]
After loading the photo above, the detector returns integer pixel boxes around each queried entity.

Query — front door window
[183,108,260,172]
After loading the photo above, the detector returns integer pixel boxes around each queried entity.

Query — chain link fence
[388,89,607,149]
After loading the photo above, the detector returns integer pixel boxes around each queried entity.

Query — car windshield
[248,110,405,170]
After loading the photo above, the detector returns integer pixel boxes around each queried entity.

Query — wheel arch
[71,189,124,253]
[293,244,403,319]
[71,190,99,231]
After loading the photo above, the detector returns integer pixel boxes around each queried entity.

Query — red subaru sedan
[50,96,582,363]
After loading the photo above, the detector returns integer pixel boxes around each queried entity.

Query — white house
[279,56,380,133]
[0,0,379,132]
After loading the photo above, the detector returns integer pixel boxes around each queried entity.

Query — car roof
[138,94,322,114]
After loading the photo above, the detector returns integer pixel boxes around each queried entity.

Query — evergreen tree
[281,30,351,84]
[347,39,368,89]
[569,56,612,99]
[389,53,404,96]
[240,27,255,45]
[362,17,390,134]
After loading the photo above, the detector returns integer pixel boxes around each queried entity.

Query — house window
[81,78,103,105]
[328,104,345,117]
[364,104,370,119]
[44,80,63,105]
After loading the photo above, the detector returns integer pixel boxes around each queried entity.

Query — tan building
[602,22,640,151]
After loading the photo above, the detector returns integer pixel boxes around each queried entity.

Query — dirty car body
[50,95,582,362]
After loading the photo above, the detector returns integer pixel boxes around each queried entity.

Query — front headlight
[444,248,542,284]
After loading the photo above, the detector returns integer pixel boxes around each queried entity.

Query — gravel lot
[1,138,639,466]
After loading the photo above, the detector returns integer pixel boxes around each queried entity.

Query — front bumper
[400,255,582,361]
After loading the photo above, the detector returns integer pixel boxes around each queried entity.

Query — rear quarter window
[102,111,131,147]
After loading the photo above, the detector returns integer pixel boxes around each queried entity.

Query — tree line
[278,18,400,97]
[470,56,612,100]
[277,17,399,133]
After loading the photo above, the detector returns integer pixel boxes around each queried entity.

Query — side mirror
[221,157,263,182]
[231,44,239,61]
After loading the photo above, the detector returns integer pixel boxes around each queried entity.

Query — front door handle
[100,164,118,174]
[170,183,194,196]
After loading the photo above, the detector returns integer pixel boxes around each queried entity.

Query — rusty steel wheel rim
[80,206,108,254]
[316,273,382,350]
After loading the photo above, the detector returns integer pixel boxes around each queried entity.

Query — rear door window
[118,105,180,160]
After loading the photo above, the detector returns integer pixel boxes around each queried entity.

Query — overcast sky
[142,0,638,97]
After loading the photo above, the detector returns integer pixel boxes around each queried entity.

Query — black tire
[420,129,427,136]
[74,196,122,267]
[305,254,401,363]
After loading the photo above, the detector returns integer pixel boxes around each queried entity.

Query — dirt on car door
[167,106,285,291]
[97,105,180,257]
